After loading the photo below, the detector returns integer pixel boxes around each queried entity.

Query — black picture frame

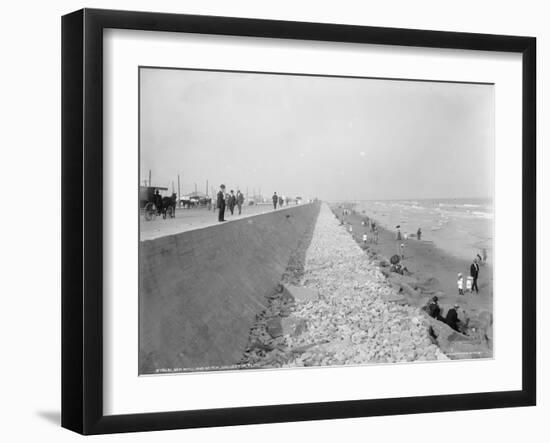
[61,8,536,435]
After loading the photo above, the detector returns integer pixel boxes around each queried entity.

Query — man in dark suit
[236,190,244,215]
[445,304,461,332]
[228,190,236,215]
[427,296,444,322]
[470,258,480,293]
[272,192,278,209]
[154,189,163,215]
[217,184,226,222]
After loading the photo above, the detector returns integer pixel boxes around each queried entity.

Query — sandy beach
[337,206,493,310]
[332,203,493,358]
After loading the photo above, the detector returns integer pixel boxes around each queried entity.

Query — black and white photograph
[138,67,494,375]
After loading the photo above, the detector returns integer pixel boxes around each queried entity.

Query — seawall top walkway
[140,202,313,241]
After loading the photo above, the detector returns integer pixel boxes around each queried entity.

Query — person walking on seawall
[225,192,230,210]
[417,228,422,240]
[217,184,227,222]
[272,192,278,209]
[278,195,284,208]
[228,190,236,215]
[236,190,244,215]
[470,258,480,293]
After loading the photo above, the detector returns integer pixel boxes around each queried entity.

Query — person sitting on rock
[446,304,461,332]
[427,296,444,322]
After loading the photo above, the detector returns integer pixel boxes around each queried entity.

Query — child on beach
[373,228,379,244]
[349,224,353,233]
[362,233,368,246]
[457,273,464,295]
[466,276,473,293]
[399,243,406,259]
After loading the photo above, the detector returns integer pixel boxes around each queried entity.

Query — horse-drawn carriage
[139,186,177,221]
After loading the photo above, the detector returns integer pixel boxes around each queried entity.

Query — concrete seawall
[139,202,321,374]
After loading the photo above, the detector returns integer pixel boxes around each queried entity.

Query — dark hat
[220,184,226,189]
[432,296,438,301]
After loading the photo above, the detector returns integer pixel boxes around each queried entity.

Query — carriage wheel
[144,202,156,221]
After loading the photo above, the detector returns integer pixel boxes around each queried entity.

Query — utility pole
[177,174,181,205]
[148,170,151,187]
[206,180,208,196]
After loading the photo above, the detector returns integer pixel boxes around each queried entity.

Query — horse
[161,193,177,219]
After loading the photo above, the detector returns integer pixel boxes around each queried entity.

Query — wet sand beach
[338,207,492,310]
[333,203,493,358]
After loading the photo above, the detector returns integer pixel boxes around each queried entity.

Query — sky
[140,68,494,201]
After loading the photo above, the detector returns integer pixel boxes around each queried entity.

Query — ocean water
[355,198,493,262]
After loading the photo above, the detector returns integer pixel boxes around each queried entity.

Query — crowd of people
[215,185,246,222]
[215,185,294,222]
[336,205,488,337]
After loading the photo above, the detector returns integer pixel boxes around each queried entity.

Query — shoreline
[332,203,493,359]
